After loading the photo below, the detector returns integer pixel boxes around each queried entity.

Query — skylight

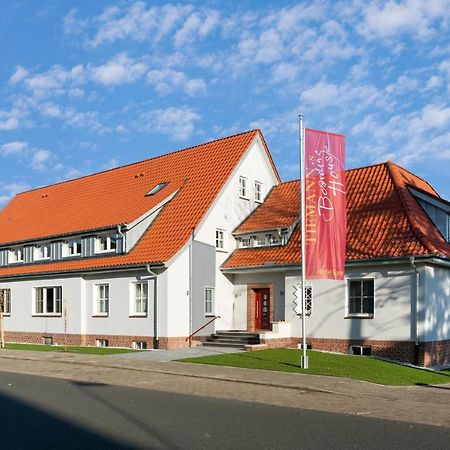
[145,182,168,197]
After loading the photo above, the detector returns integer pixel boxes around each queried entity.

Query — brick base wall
[260,336,450,367]
[3,331,204,350]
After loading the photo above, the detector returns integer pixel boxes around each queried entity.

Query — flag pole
[299,114,308,369]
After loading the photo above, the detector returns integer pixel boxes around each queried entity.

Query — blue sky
[1,0,450,205]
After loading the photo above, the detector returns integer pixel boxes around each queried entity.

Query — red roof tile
[0,130,279,277]
[223,161,450,269]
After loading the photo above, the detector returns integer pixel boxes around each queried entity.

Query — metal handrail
[186,315,220,347]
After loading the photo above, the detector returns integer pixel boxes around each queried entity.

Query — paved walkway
[112,346,243,361]
[0,349,449,428]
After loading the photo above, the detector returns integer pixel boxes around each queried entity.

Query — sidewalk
[0,349,449,428]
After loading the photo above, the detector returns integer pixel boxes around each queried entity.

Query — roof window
[145,182,168,197]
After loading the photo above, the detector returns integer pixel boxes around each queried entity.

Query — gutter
[117,224,127,253]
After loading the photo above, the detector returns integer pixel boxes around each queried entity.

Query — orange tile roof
[223,161,450,269]
[0,130,279,277]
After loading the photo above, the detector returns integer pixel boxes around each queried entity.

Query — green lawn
[178,349,450,386]
[2,343,141,355]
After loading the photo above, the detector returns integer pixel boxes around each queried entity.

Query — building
[223,161,450,367]
[0,131,449,366]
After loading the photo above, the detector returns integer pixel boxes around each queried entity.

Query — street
[0,371,449,450]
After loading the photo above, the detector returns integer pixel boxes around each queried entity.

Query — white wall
[0,276,83,337]
[193,135,279,331]
[422,264,450,342]
[284,265,414,342]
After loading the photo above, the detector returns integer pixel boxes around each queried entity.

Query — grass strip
[178,349,450,386]
[3,343,141,355]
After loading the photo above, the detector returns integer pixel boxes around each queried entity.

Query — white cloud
[38,102,61,118]
[146,69,206,96]
[63,8,88,35]
[386,75,419,94]
[31,149,52,171]
[90,2,193,47]
[0,109,22,130]
[1,141,28,156]
[138,106,200,140]
[357,0,450,40]
[271,63,298,83]
[9,66,29,85]
[90,53,147,86]
[174,10,220,47]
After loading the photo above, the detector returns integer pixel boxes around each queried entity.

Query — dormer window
[64,239,81,257]
[96,235,117,253]
[11,248,23,263]
[241,237,252,248]
[146,182,167,196]
[36,244,50,260]
[254,235,265,247]
[266,234,281,246]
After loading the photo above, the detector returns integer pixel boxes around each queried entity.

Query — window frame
[130,281,149,317]
[238,176,248,199]
[254,181,263,203]
[346,278,375,318]
[33,286,62,316]
[10,247,24,264]
[35,243,51,261]
[0,288,11,316]
[94,283,110,317]
[215,229,225,251]
[96,235,117,254]
[204,286,215,316]
[64,239,82,257]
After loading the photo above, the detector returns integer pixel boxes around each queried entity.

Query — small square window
[36,244,50,260]
[241,237,252,248]
[65,239,81,257]
[96,339,108,347]
[132,341,147,350]
[96,235,117,253]
[11,248,23,263]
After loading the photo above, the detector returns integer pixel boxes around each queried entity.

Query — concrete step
[207,338,259,345]
[202,341,247,349]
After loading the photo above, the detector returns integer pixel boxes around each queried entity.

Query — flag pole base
[301,355,309,369]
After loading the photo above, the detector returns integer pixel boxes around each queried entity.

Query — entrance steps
[202,330,260,349]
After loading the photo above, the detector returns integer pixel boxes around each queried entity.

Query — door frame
[247,283,274,332]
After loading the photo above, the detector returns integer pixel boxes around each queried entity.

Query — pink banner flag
[304,128,346,280]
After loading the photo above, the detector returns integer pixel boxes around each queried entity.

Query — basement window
[146,182,167,196]
[350,346,372,356]
[96,339,109,347]
[132,341,147,350]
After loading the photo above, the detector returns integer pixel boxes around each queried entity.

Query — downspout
[409,256,420,365]
[117,225,126,252]
[146,265,159,349]
[188,228,194,347]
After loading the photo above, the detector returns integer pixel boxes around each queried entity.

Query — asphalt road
[0,371,448,450]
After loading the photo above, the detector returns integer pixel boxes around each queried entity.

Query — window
[132,341,147,350]
[34,286,62,315]
[146,182,167,196]
[65,239,81,257]
[254,235,265,247]
[96,339,108,347]
[241,237,252,248]
[347,279,374,317]
[254,181,263,202]
[266,234,281,246]
[95,284,109,316]
[0,288,11,315]
[36,244,50,260]
[239,176,247,198]
[216,229,224,250]
[132,282,148,316]
[11,248,23,263]
[204,287,214,316]
[97,235,117,253]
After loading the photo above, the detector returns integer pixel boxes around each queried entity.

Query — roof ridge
[16,129,260,195]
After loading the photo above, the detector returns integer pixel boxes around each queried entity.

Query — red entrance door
[254,289,270,330]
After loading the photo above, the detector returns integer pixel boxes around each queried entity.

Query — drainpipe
[117,225,126,253]
[409,256,420,364]
[146,265,158,349]
[188,228,195,347]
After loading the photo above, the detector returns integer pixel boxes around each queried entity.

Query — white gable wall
[192,136,279,331]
